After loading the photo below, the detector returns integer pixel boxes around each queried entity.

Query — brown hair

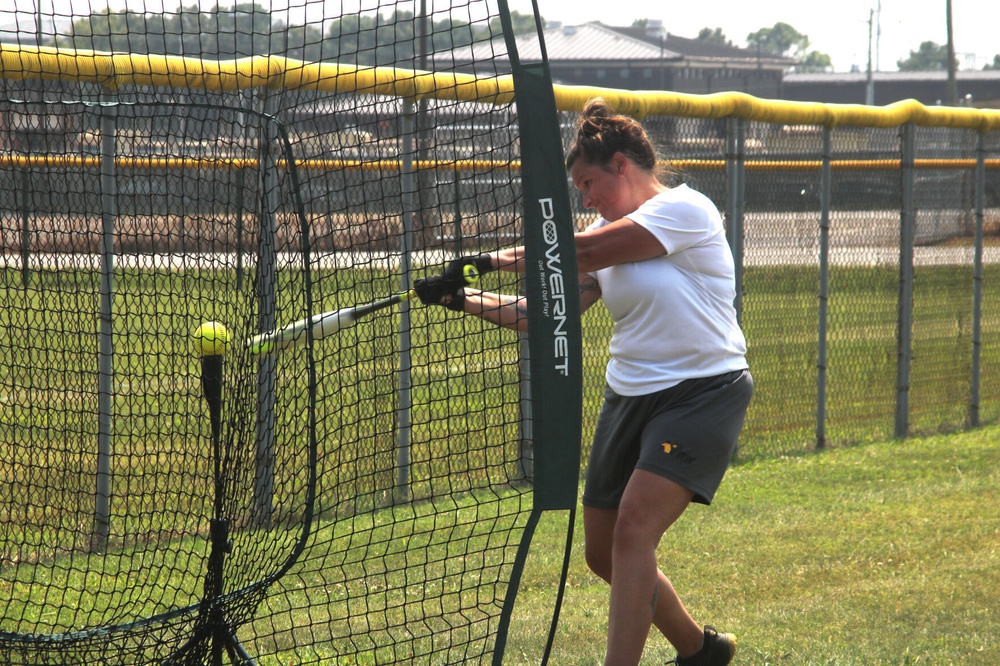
[565,98,661,176]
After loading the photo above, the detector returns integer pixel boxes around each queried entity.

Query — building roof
[605,25,795,66]
[434,22,661,65]
[785,70,1000,83]
[436,21,793,70]
[531,22,674,61]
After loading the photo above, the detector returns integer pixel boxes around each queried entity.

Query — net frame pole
[235,100,251,292]
[395,99,415,502]
[255,90,279,525]
[518,330,533,481]
[816,126,832,450]
[93,94,117,552]
[492,4,584,659]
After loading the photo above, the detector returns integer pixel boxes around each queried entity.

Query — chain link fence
[3,43,1000,665]
[554,110,1000,461]
[3,78,1000,469]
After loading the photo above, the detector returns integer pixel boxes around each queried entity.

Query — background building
[439,21,1000,108]
[440,21,796,100]
[783,70,1000,107]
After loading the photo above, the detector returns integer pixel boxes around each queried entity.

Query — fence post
[895,123,916,438]
[816,127,832,450]
[395,100,416,503]
[92,95,117,552]
[725,117,746,319]
[19,167,31,289]
[970,131,986,427]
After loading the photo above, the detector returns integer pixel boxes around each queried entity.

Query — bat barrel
[246,292,411,356]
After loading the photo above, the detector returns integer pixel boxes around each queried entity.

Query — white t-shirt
[586,184,748,396]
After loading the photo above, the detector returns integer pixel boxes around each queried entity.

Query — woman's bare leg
[583,470,704,665]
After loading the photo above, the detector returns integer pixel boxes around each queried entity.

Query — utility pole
[875,0,882,71]
[865,9,875,105]
[946,0,958,105]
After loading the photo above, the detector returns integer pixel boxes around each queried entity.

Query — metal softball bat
[246,263,481,356]
[247,290,415,356]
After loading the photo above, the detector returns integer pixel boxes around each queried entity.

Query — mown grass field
[498,426,1000,665]
[2,261,999,664]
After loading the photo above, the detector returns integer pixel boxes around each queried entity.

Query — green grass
[227,426,999,665]
[3,262,1000,663]
[0,265,526,542]
[497,426,1000,665]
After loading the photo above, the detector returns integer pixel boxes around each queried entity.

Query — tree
[59,4,501,66]
[984,55,1000,71]
[797,51,833,72]
[697,28,733,47]
[745,22,831,70]
[63,3,285,58]
[323,10,502,67]
[490,11,539,37]
[199,4,278,59]
[279,21,326,62]
[897,41,954,71]
[746,22,809,57]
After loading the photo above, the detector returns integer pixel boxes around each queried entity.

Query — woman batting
[415,97,752,666]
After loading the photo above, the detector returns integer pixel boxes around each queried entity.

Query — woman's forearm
[486,247,526,274]
[461,290,528,332]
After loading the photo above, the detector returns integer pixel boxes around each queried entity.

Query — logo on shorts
[661,442,678,454]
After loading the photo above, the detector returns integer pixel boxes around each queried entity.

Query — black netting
[1,2,564,665]
[3,2,1000,664]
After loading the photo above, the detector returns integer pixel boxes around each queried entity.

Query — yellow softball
[192,321,230,357]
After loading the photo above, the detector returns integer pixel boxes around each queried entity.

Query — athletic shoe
[669,626,737,666]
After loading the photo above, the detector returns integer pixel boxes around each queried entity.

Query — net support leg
[162,519,257,666]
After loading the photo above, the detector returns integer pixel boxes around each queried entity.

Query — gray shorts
[582,369,753,508]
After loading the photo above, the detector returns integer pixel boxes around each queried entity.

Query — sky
[8,0,1000,72]
[513,0,1000,72]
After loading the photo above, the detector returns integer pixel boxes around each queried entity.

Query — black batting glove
[413,275,466,312]
[442,255,493,291]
